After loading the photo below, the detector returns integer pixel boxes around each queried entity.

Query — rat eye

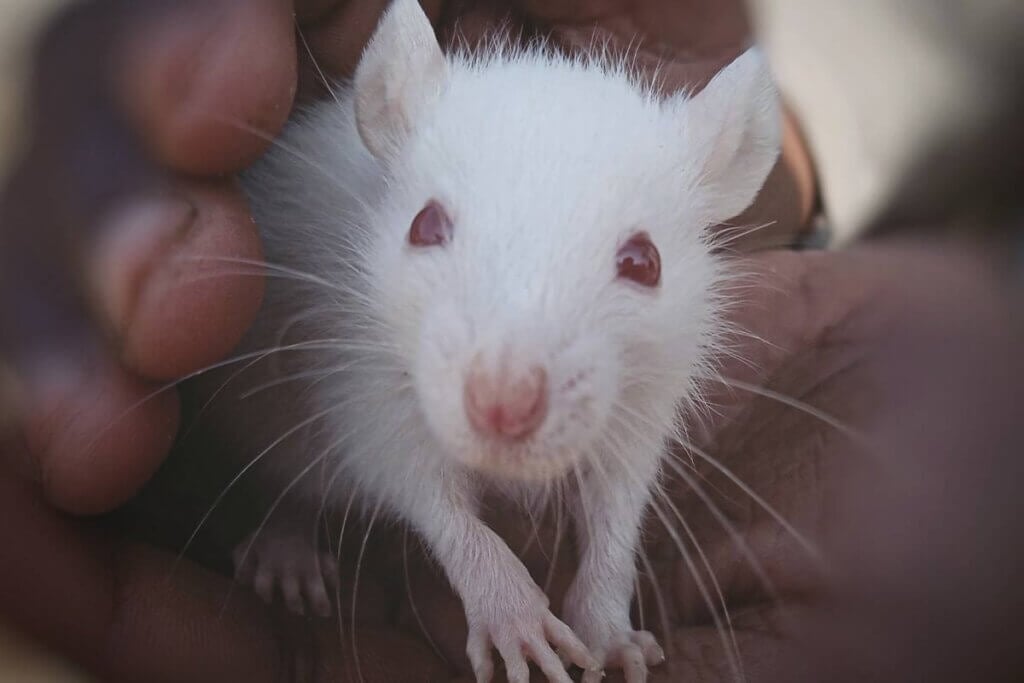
[408,200,452,247]
[616,232,661,288]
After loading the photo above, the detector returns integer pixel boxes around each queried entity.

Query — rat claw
[581,668,606,683]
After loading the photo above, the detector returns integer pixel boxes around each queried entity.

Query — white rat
[218,0,781,681]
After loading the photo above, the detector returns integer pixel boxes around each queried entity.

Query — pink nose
[464,361,548,441]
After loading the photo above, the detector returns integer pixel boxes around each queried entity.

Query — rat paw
[232,529,339,618]
[578,630,664,683]
[465,606,599,683]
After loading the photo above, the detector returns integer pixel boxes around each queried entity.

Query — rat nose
[464,358,548,441]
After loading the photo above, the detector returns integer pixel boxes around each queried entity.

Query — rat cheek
[546,342,620,442]
[412,309,472,445]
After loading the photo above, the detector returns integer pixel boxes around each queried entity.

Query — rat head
[353,0,781,482]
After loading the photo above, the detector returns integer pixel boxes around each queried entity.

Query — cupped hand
[6,238,1021,682]
[0,0,298,515]
[14,2,1016,683]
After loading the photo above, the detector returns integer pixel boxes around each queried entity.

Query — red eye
[409,200,452,247]
[616,232,661,288]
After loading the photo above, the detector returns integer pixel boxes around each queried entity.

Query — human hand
[4,231,1021,681]
[12,1,991,683]
[0,0,301,516]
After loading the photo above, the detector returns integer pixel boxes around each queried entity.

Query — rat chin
[453,439,585,484]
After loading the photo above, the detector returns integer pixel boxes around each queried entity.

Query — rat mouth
[457,440,582,483]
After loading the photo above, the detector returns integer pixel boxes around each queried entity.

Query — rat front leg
[564,447,666,683]
[409,476,600,683]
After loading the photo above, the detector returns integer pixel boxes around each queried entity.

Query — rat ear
[354,0,448,160]
[683,48,782,223]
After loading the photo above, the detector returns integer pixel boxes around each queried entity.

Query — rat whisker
[238,359,373,400]
[312,455,354,556]
[658,487,745,682]
[518,494,552,567]
[636,544,672,660]
[710,220,779,251]
[221,425,355,618]
[402,525,448,664]
[600,422,743,676]
[543,487,565,596]
[178,255,378,308]
[295,21,343,109]
[331,485,359,680]
[570,463,594,558]
[608,405,817,576]
[176,347,284,444]
[677,435,823,565]
[351,499,383,683]
[715,376,869,446]
[87,339,354,461]
[646,494,744,682]
[195,111,348,191]
[174,403,343,578]
[660,453,784,608]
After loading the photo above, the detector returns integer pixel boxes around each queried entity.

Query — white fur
[236,0,781,679]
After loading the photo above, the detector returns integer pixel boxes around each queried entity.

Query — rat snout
[463,353,548,441]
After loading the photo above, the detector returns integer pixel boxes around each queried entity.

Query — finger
[91,179,265,381]
[493,639,530,683]
[281,575,305,615]
[613,644,647,683]
[2,0,273,374]
[12,178,262,513]
[118,0,297,175]
[0,457,449,682]
[320,552,341,596]
[524,636,573,683]
[466,628,495,683]
[20,355,179,515]
[305,575,333,619]
[234,551,256,585]
[630,631,665,666]
[544,613,599,670]
[252,566,276,606]
[0,0,276,365]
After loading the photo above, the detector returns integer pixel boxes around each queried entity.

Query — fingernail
[89,195,197,338]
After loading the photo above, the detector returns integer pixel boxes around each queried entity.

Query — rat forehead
[423,53,677,173]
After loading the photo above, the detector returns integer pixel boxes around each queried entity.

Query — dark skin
[2,1,1021,681]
